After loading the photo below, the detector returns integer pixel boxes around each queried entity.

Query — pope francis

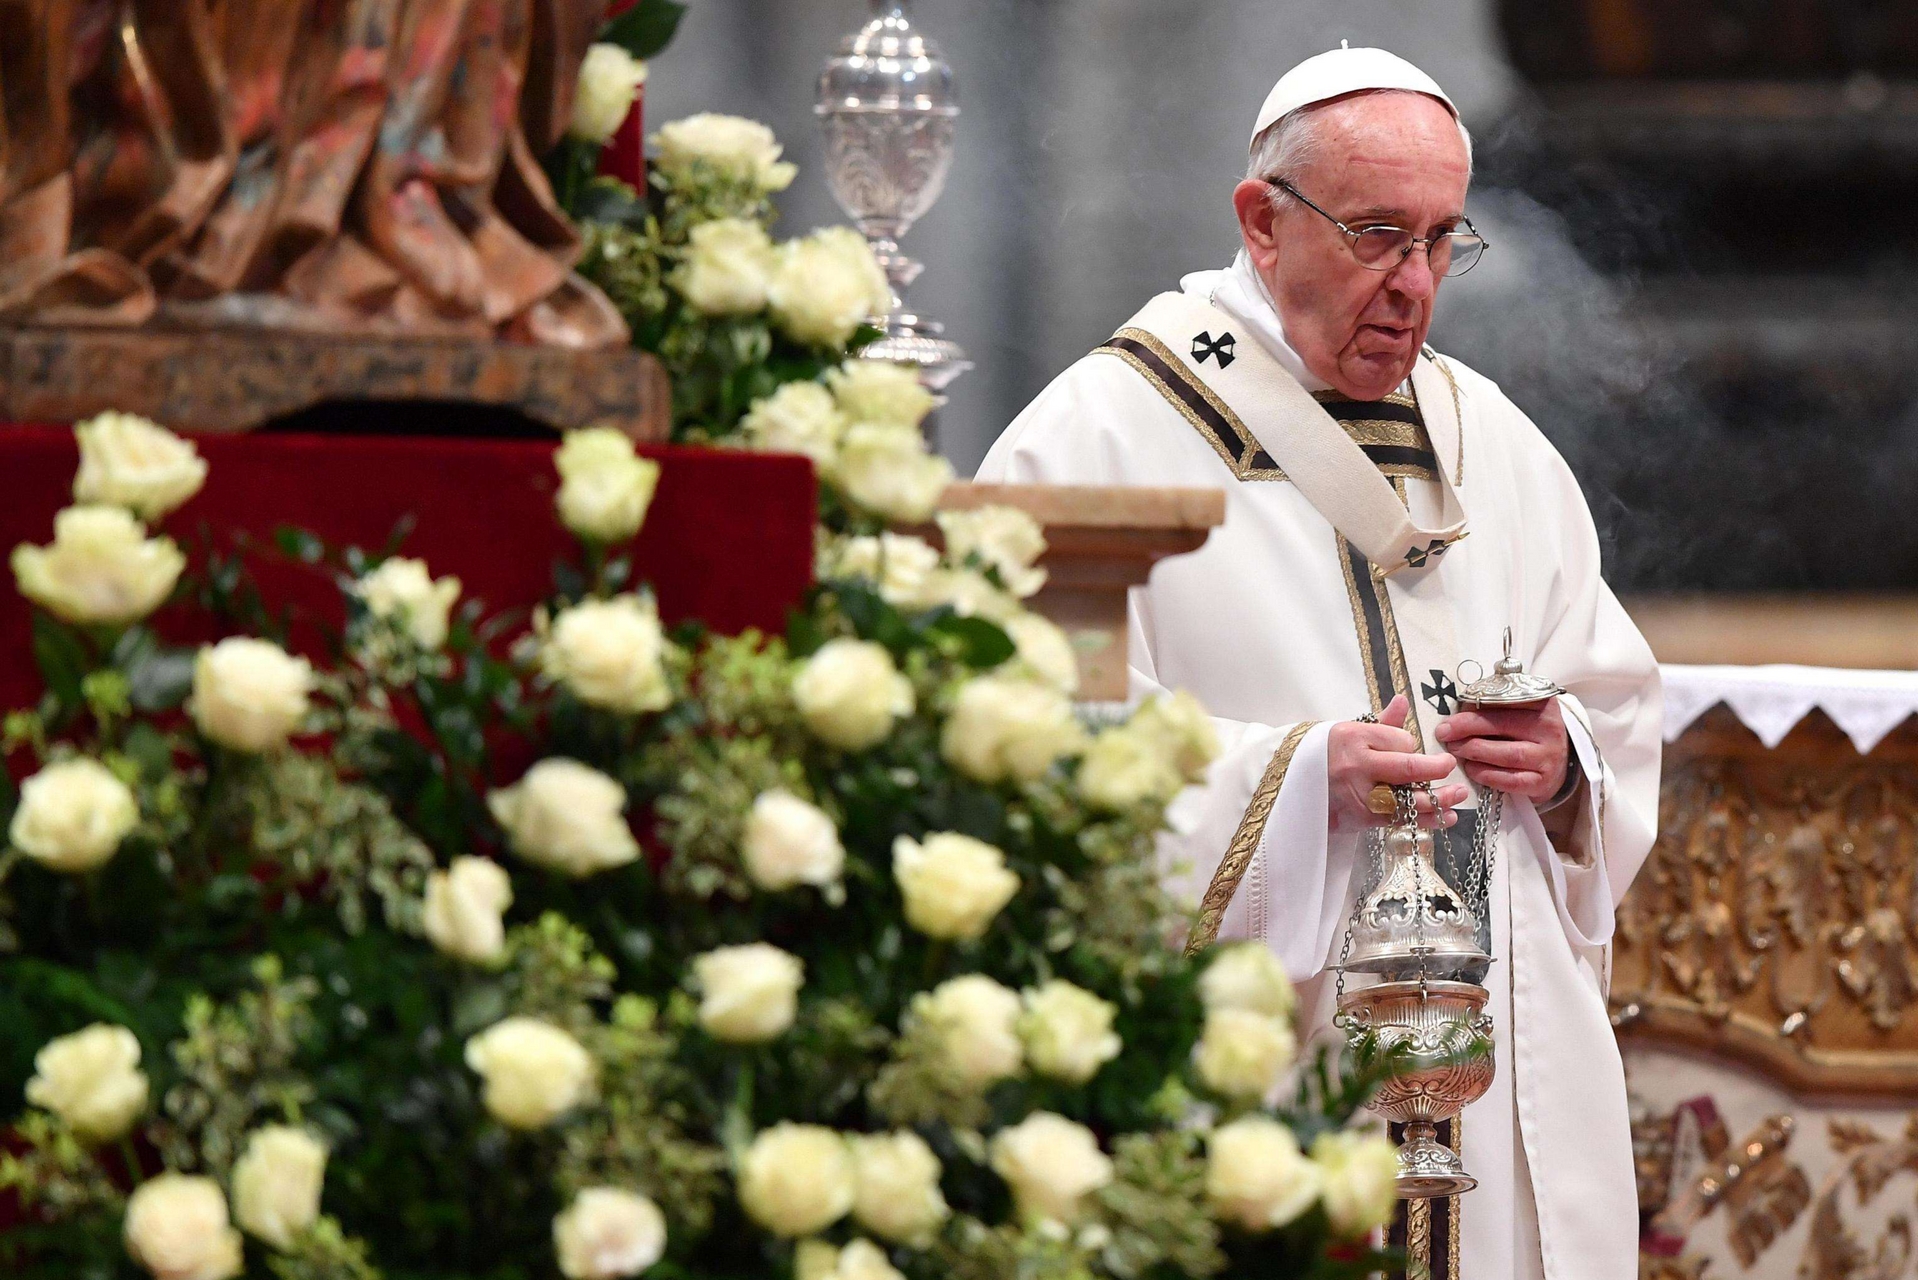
[977,46,1662,1280]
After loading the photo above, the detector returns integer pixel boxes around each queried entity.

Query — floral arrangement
[0,413,1400,1280]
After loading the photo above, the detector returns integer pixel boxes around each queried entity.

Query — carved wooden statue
[0,0,623,347]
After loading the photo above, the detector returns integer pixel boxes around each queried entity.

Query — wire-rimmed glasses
[1268,178,1489,277]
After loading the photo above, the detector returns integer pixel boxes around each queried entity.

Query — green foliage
[502,913,618,1034]
[268,1217,384,1280]
[245,755,436,937]
[0,1110,124,1220]
[601,0,688,61]
[561,996,727,1235]
[157,956,319,1175]
[1093,1132,1226,1280]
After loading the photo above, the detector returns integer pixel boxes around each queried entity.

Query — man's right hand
[1327,695,1468,833]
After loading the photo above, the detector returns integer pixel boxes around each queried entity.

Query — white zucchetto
[1250,43,1457,147]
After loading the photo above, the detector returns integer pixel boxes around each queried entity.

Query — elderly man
[978,46,1661,1280]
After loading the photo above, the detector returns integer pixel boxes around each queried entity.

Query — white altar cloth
[1660,663,1918,753]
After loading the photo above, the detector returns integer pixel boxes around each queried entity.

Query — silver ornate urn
[1337,802,1498,1199]
[816,0,972,392]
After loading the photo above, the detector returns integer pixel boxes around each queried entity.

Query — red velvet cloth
[0,426,816,710]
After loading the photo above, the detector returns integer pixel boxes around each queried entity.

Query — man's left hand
[1434,699,1571,804]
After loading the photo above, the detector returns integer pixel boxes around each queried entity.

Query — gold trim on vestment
[1185,720,1318,954]
[1101,328,1288,482]
[1338,537,1387,715]
[1341,417,1434,451]
[1448,1115,1463,1280]
[1407,1198,1432,1272]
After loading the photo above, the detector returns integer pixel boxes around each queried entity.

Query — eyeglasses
[1266,178,1489,277]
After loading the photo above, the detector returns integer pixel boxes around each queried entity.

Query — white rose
[72,412,207,521]
[231,1125,327,1249]
[570,43,648,143]
[1018,980,1120,1085]
[742,790,843,892]
[1003,613,1077,695]
[9,757,138,874]
[940,676,1085,785]
[1193,1009,1296,1101]
[849,1131,949,1245]
[736,1123,855,1237]
[769,227,892,349]
[1312,1130,1400,1236]
[422,857,514,964]
[11,504,184,626]
[819,533,938,608]
[1198,942,1296,1020]
[488,759,640,878]
[1075,725,1181,813]
[123,1173,243,1280]
[651,113,796,192]
[892,832,1019,942]
[825,361,934,430]
[1130,691,1221,783]
[827,1239,904,1280]
[555,428,661,544]
[989,1112,1113,1225]
[915,568,1019,623]
[791,638,913,751]
[936,506,1047,598]
[1205,1115,1321,1231]
[464,1016,596,1129]
[674,217,775,316]
[24,1023,148,1143]
[693,943,803,1043]
[355,557,461,650]
[186,637,314,752]
[828,422,952,523]
[554,1187,667,1279]
[796,1239,843,1280]
[540,594,673,714]
[911,974,1023,1089]
[741,381,847,468]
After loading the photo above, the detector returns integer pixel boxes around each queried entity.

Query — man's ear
[1232,179,1282,274]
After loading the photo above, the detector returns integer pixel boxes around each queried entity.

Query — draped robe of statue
[0,0,620,344]
[978,255,1662,1280]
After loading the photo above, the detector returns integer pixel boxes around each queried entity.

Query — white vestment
[978,260,1662,1280]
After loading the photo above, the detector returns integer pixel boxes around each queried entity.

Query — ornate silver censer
[1456,627,1565,710]
[1336,637,1564,1197]
[816,0,972,393]
[1336,794,1497,1199]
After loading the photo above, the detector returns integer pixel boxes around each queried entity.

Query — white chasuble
[977,274,1662,1280]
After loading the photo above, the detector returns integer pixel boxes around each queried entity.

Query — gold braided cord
[1185,720,1318,954]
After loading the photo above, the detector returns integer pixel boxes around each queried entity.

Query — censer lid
[1457,627,1564,709]
[1340,825,1491,977]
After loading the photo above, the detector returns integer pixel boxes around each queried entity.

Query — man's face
[1235,93,1472,401]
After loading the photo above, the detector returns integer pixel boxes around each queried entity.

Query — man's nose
[1385,246,1438,300]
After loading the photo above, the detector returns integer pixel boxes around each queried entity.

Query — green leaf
[601,0,687,60]
[121,723,173,777]
[575,178,647,226]
[926,614,1016,668]
[124,644,196,713]
[29,612,87,712]
[835,583,914,654]
[274,526,327,565]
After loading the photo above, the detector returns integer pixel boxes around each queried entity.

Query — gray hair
[1247,91,1473,210]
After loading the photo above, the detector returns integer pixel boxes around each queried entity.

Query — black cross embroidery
[1422,669,1458,716]
[1403,538,1452,569]
[1191,331,1236,367]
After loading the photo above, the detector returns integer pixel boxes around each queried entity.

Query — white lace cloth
[1661,663,1918,753]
